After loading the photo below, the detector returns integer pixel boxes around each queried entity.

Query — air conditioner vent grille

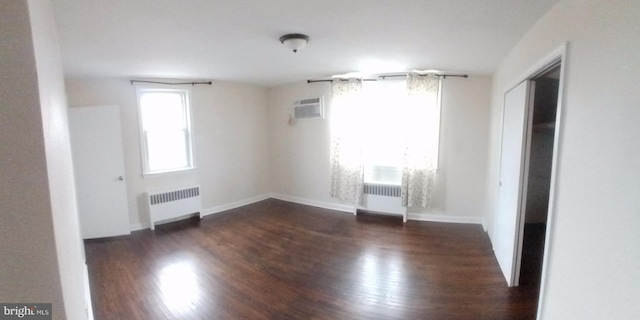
[293,97,324,120]
[300,98,321,104]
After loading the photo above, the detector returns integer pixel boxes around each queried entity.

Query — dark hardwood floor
[85,199,542,319]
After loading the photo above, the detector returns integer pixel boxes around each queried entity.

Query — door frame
[495,79,536,287]
[507,42,568,317]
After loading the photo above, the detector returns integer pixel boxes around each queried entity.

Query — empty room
[1,0,638,319]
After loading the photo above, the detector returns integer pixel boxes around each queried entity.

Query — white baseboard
[130,193,483,231]
[130,193,272,231]
[130,222,149,232]
[407,212,484,224]
[201,193,272,217]
[271,194,482,224]
[270,193,355,214]
[83,263,94,320]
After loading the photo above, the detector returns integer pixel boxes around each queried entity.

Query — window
[360,79,441,185]
[329,74,441,207]
[137,88,194,175]
[361,79,408,185]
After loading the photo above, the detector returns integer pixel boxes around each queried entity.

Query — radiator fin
[359,183,407,222]
[149,186,200,205]
[147,185,202,230]
[363,184,401,197]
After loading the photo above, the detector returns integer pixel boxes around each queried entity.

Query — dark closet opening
[520,65,560,295]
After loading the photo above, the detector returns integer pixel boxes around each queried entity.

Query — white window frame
[136,87,195,177]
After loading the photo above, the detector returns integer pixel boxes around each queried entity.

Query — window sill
[142,166,196,179]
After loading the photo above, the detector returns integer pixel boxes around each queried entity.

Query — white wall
[0,0,88,319]
[484,0,640,318]
[410,76,491,222]
[266,82,336,206]
[267,76,492,221]
[28,1,89,318]
[65,78,272,228]
[0,0,64,312]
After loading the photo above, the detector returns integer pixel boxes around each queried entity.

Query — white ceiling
[51,0,559,87]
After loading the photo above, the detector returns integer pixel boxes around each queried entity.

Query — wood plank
[85,199,541,319]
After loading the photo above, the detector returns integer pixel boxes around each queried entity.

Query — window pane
[138,89,193,175]
[146,130,189,172]
[364,165,402,185]
[362,80,407,170]
[358,78,441,185]
[140,92,186,131]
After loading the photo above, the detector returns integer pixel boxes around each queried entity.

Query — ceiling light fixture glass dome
[279,33,310,53]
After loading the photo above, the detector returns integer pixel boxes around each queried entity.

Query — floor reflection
[354,249,408,315]
[159,261,201,314]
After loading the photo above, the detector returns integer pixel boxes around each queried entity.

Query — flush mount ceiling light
[279,33,310,53]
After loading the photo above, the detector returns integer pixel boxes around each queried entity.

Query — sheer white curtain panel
[329,79,365,204]
[401,74,441,207]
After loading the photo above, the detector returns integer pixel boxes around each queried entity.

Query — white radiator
[147,185,202,230]
[358,183,407,222]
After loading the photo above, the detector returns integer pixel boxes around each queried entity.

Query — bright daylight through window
[362,79,406,185]
[137,88,194,175]
[361,79,441,185]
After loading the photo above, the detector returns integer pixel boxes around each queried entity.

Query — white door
[494,81,534,287]
[69,105,130,239]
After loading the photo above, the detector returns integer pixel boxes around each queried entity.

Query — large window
[360,79,441,185]
[137,88,194,175]
[361,79,409,185]
[329,74,441,207]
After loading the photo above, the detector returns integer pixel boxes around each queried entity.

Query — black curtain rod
[308,78,378,83]
[130,80,212,86]
[307,73,468,83]
[380,74,468,79]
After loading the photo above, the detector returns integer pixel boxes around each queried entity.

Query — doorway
[68,105,131,239]
[492,45,567,320]
[519,65,560,292]
[493,58,563,288]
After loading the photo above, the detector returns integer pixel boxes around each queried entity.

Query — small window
[137,88,194,175]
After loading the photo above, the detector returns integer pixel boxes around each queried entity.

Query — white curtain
[401,74,441,207]
[329,79,364,204]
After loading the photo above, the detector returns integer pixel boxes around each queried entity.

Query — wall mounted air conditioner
[293,97,324,120]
